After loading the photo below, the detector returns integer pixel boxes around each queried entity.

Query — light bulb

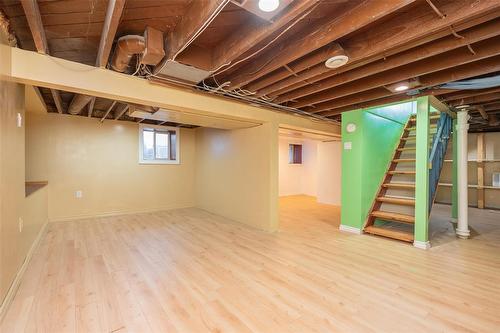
[258,0,280,12]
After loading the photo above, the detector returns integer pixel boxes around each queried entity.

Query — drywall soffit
[0,45,340,135]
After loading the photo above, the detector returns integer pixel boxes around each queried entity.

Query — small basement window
[288,144,302,164]
[139,124,179,164]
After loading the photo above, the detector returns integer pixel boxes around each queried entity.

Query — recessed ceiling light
[456,104,470,109]
[325,55,349,69]
[394,84,409,92]
[258,0,280,12]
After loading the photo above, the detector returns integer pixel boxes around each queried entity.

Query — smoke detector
[325,55,349,69]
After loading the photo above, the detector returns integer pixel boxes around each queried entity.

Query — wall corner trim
[413,240,431,250]
[339,224,363,234]
[0,221,49,321]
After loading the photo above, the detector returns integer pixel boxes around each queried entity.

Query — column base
[413,240,431,250]
[456,228,470,239]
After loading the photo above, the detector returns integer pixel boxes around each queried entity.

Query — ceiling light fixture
[325,55,349,69]
[258,0,280,12]
[456,104,470,109]
[394,83,409,92]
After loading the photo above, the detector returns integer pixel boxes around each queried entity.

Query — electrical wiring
[210,2,320,77]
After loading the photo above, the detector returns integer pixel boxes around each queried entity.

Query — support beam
[414,97,431,249]
[451,118,458,220]
[441,86,500,102]
[95,0,126,68]
[274,19,500,103]
[291,36,500,109]
[456,110,470,239]
[223,0,416,89]
[477,133,485,209]
[251,0,500,98]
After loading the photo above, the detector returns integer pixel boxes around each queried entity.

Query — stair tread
[364,226,414,242]
[388,170,415,174]
[382,182,415,189]
[376,196,415,206]
[393,158,416,162]
[371,211,415,224]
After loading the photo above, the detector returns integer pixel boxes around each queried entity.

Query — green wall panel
[341,101,415,229]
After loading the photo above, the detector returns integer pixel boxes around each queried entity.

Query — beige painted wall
[195,123,279,231]
[26,113,196,221]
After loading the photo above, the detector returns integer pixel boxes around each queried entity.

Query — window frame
[288,143,303,164]
[138,124,180,165]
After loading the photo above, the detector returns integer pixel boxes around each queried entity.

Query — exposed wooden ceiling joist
[290,36,500,109]
[222,0,417,89]
[255,1,500,98]
[276,18,500,104]
[210,0,320,73]
[315,55,500,115]
[20,0,64,114]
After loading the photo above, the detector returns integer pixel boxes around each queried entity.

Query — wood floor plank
[1,196,500,332]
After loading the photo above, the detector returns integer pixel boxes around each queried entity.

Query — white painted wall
[279,137,341,205]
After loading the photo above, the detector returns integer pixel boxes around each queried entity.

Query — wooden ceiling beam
[317,89,453,117]
[441,86,500,102]
[291,36,500,109]
[222,0,417,89]
[255,1,500,98]
[476,105,489,120]
[96,0,126,68]
[275,18,500,103]
[164,0,228,62]
[448,93,500,107]
[210,0,320,73]
[114,104,129,120]
[313,55,500,115]
[88,0,126,118]
[100,101,117,122]
[21,0,65,114]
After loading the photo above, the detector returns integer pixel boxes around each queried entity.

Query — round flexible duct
[68,94,93,115]
[111,35,146,72]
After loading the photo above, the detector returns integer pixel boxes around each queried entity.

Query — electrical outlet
[18,217,23,233]
[75,190,83,198]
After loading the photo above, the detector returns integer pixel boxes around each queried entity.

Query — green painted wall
[341,102,415,229]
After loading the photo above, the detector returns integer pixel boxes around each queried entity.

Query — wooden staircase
[363,114,441,243]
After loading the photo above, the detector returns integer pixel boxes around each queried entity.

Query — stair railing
[428,112,452,212]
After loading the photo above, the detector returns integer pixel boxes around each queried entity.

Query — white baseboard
[339,224,363,234]
[49,203,195,223]
[413,240,431,250]
[0,221,48,321]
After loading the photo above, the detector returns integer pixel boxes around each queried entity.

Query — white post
[456,110,470,239]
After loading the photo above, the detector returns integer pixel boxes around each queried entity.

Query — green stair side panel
[341,101,415,230]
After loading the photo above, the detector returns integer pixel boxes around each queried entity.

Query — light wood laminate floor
[1,196,500,332]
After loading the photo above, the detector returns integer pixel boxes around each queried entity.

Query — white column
[456,110,470,239]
